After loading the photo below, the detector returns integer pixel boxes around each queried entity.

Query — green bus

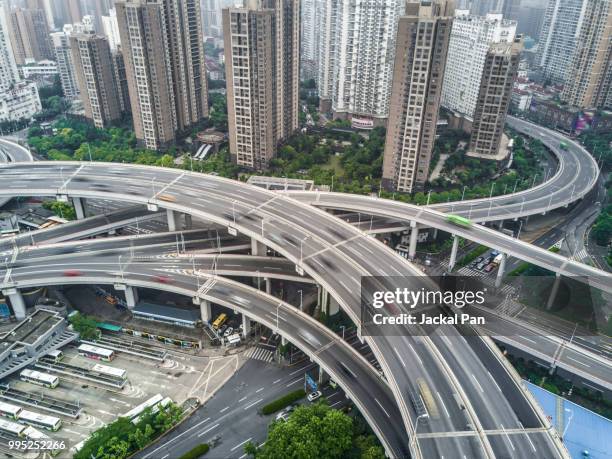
[559,141,568,150]
[447,214,472,228]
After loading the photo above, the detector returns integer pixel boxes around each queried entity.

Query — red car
[153,275,173,284]
[63,270,83,277]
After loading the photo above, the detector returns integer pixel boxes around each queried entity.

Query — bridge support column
[546,273,562,310]
[3,289,26,320]
[167,209,180,231]
[125,286,138,309]
[265,278,271,295]
[251,238,266,256]
[72,197,86,220]
[408,222,418,260]
[184,214,192,230]
[242,315,251,338]
[318,366,325,385]
[498,220,504,230]
[199,299,211,323]
[281,336,287,346]
[495,253,507,288]
[448,235,459,272]
[318,286,330,314]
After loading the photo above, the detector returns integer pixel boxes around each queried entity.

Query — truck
[212,313,228,330]
[447,214,472,228]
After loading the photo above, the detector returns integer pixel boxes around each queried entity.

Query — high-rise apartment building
[382,0,454,192]
[222,0,300,171]
[6,6,53,65]
[115,0,208,150]
[317,0,405,128]
[101,8,120,51]
[111,47,130,115]
[201,0,234,43]
[469,38,522,156]
[536,0,587,85]
[562,0,612,109]
[50,25,81,99]
[0,1,19,92]
[442,11,516,122]
[300,0,320,80]
[70,32,121,127]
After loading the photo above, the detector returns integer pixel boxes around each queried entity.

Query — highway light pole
[461,185,467,201]
[298,289,303,311]
[562,408,573,439]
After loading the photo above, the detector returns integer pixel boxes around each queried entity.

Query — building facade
[317,0,405,127]
[469,39,522,156]
[50,25,81,99]
[442,11,516,120]
[6,6,53,65]
[115,0,208,150]
[0,1,20,92]
[70,32,121,128]
[561,0,612,109]
[536,0,587,85]
[382,0,454,192]
[222,0,299,170]
[101,8,121,51]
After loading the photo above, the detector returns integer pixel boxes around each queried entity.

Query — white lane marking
[470,373,484,393]
[487,371,503,392]
[436,391,450,418]
[238,396,247,402]
[197,423,219,437]
[500,424,515,451]
[374,398,391,418]
[231,437,253,452]
[393,347,406,368]
[143,417,210,457]
[255,387,264,393]
[273,378,281,384]
[244,398,263,410]
[286,378,302,387]
[220,406,229,413]
[567,356,590,367]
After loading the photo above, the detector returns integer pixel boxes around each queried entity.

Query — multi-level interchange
[0,116,609,458]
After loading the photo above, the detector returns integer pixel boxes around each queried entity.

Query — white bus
[0,401,22,420]
[92,363,127,380]
[20,369,59,388]
[24,426,62,457]
[17,410,62,431]
[132,397,173,424]
[45,350,64,363]
[77,343,115,362]
[123,394,163,421]
[0,417,26,436]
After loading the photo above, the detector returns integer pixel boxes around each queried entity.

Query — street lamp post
[461,185,467,201]
[276,303,281,333]
[340,325,345,340]
[562,408,573,439]
[517,219,524,239]
[298,289,303,311]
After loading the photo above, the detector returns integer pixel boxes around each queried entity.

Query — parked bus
[132,397,173,424]
[416,378,440,419]
[446,214,472,228]
[20,369,59,389]
[92,363,127,381]
[17,410,62,432]
[212,313,228,330]
[123,394,164,421]
[0,401,22,420]
[77,343,115,362]
[45,350,64,363]
[0,417,26,437]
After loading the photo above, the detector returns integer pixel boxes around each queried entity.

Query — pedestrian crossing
[245,346,274,363]
[570,248,590,262]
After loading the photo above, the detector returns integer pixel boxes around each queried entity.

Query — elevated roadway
[0,161,568,458]
[0,138,33,208]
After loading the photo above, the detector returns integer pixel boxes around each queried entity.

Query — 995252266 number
[8,440,67,451]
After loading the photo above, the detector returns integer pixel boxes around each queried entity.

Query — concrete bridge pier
[3,288,26,320]
[242,314,251,338]
[495,253,507,288]
[448,235,459,272]
[167,209,180,231]
[197,299,211,323]
[251,238,267,256]
[265,277,272,295]
[408,221,419,260]
[124,285,139,309]
[72,197,86,220]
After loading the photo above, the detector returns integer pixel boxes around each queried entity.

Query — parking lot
[3,343,246,456]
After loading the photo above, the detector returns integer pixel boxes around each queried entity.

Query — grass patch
[320,154,345,175]
[261,389,305,415]
[179,443,210,459]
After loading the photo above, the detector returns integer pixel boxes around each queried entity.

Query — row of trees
[245,402,385,459]
[75,402,183,459]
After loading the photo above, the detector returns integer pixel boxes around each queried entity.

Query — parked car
[307,391,322,402]
[476,262,486,271]
[484,263,496,273]
[223,327,234,337]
